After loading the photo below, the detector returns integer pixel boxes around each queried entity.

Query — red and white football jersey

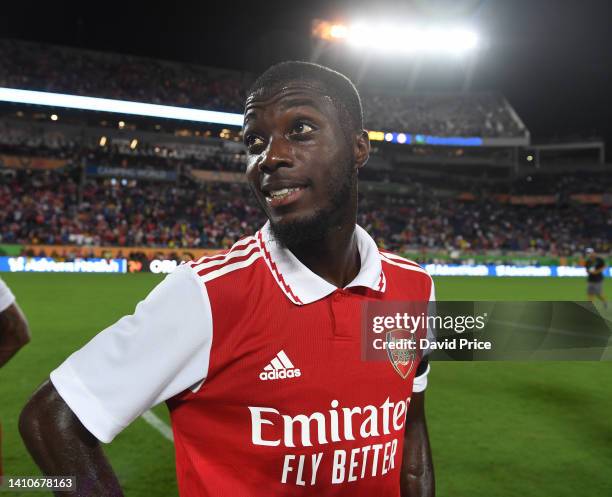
[51,223,434,497]
[0,277,15,313]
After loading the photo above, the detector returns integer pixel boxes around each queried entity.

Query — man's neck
[288,223,361,289]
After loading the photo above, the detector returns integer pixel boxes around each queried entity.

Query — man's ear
[354,130,370,171]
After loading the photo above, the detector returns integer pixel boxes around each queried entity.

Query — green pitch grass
[1,274,610,496]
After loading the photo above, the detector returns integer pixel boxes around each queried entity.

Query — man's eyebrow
[243,96,324,127]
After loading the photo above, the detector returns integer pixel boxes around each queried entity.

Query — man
[0,276,30,477]
[20,62,435,497]
[585,248,608,308]
[0,276,30,368]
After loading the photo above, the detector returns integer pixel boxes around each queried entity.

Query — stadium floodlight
[329,24,349,39]
[0,87,244,126]
[312,19,478,55]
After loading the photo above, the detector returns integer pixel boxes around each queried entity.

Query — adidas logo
[259,350,301,381]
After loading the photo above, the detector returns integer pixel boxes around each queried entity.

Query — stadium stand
[0,39,608,261]
[1,164,609,256]
[1,39,526,139]
[0,39,247,113]
[0,168,260,249]
[361,92,527,137]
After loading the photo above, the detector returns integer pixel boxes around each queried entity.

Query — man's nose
[258,136,292,173]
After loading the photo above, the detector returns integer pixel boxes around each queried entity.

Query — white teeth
[269,187,301,199]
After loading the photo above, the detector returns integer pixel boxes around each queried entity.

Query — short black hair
[247,61,364,136]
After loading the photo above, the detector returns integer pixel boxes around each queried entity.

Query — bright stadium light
[0,87,244,126]
[329,24,349,39]
[368,131,385,141]
[312,19,478,55]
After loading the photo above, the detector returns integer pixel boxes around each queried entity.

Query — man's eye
[245,135,264,150]
[289,122,315,136]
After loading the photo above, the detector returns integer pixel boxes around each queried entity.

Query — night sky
[2,0,612,148]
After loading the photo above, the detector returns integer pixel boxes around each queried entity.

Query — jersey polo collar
[257,222,386,305]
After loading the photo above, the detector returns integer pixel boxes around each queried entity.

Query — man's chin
[269,210,331,249]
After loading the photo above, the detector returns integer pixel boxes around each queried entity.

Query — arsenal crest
[385,329,418,379]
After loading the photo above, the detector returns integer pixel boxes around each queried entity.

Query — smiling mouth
[263,186,307,208]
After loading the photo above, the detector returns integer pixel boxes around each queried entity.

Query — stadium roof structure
[0,85,530,148]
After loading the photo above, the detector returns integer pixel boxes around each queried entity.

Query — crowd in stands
[0,40,606,256]
[359,195,609,255]
[1,39,526,139]
[505,172,612,196]
[1,168,260,249]
[81,147,245,174]
[5,122,607,200]
[0,122,246,173]
[0,121,80,160]
[0,39,246,113]
[360,165,612,198]
[2,167,609,256]
[361,92,526,138]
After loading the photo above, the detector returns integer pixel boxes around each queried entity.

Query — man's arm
[19,265,212,495]
[591,262,606,274]
[400,391,434,497]
[0,302,31,367]
[19,381,124,497]
[587,259,606,274]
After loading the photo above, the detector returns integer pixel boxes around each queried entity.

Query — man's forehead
[244,82,333,116]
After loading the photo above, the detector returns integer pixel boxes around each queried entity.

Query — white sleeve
[412,363,430,393]
[0,277,16,313]
[413,277,435,393]
[50,264,213,443]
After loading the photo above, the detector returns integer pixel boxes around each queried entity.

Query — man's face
[243,83,357,246]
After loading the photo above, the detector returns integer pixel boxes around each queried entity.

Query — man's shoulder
[0,276,16,313]
[378,249,431,281]
[182,235,265,287]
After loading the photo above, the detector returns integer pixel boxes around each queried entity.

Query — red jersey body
[50,223,433,497]
[170,224,433,496]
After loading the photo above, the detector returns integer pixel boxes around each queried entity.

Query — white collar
[257,222,386,305]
